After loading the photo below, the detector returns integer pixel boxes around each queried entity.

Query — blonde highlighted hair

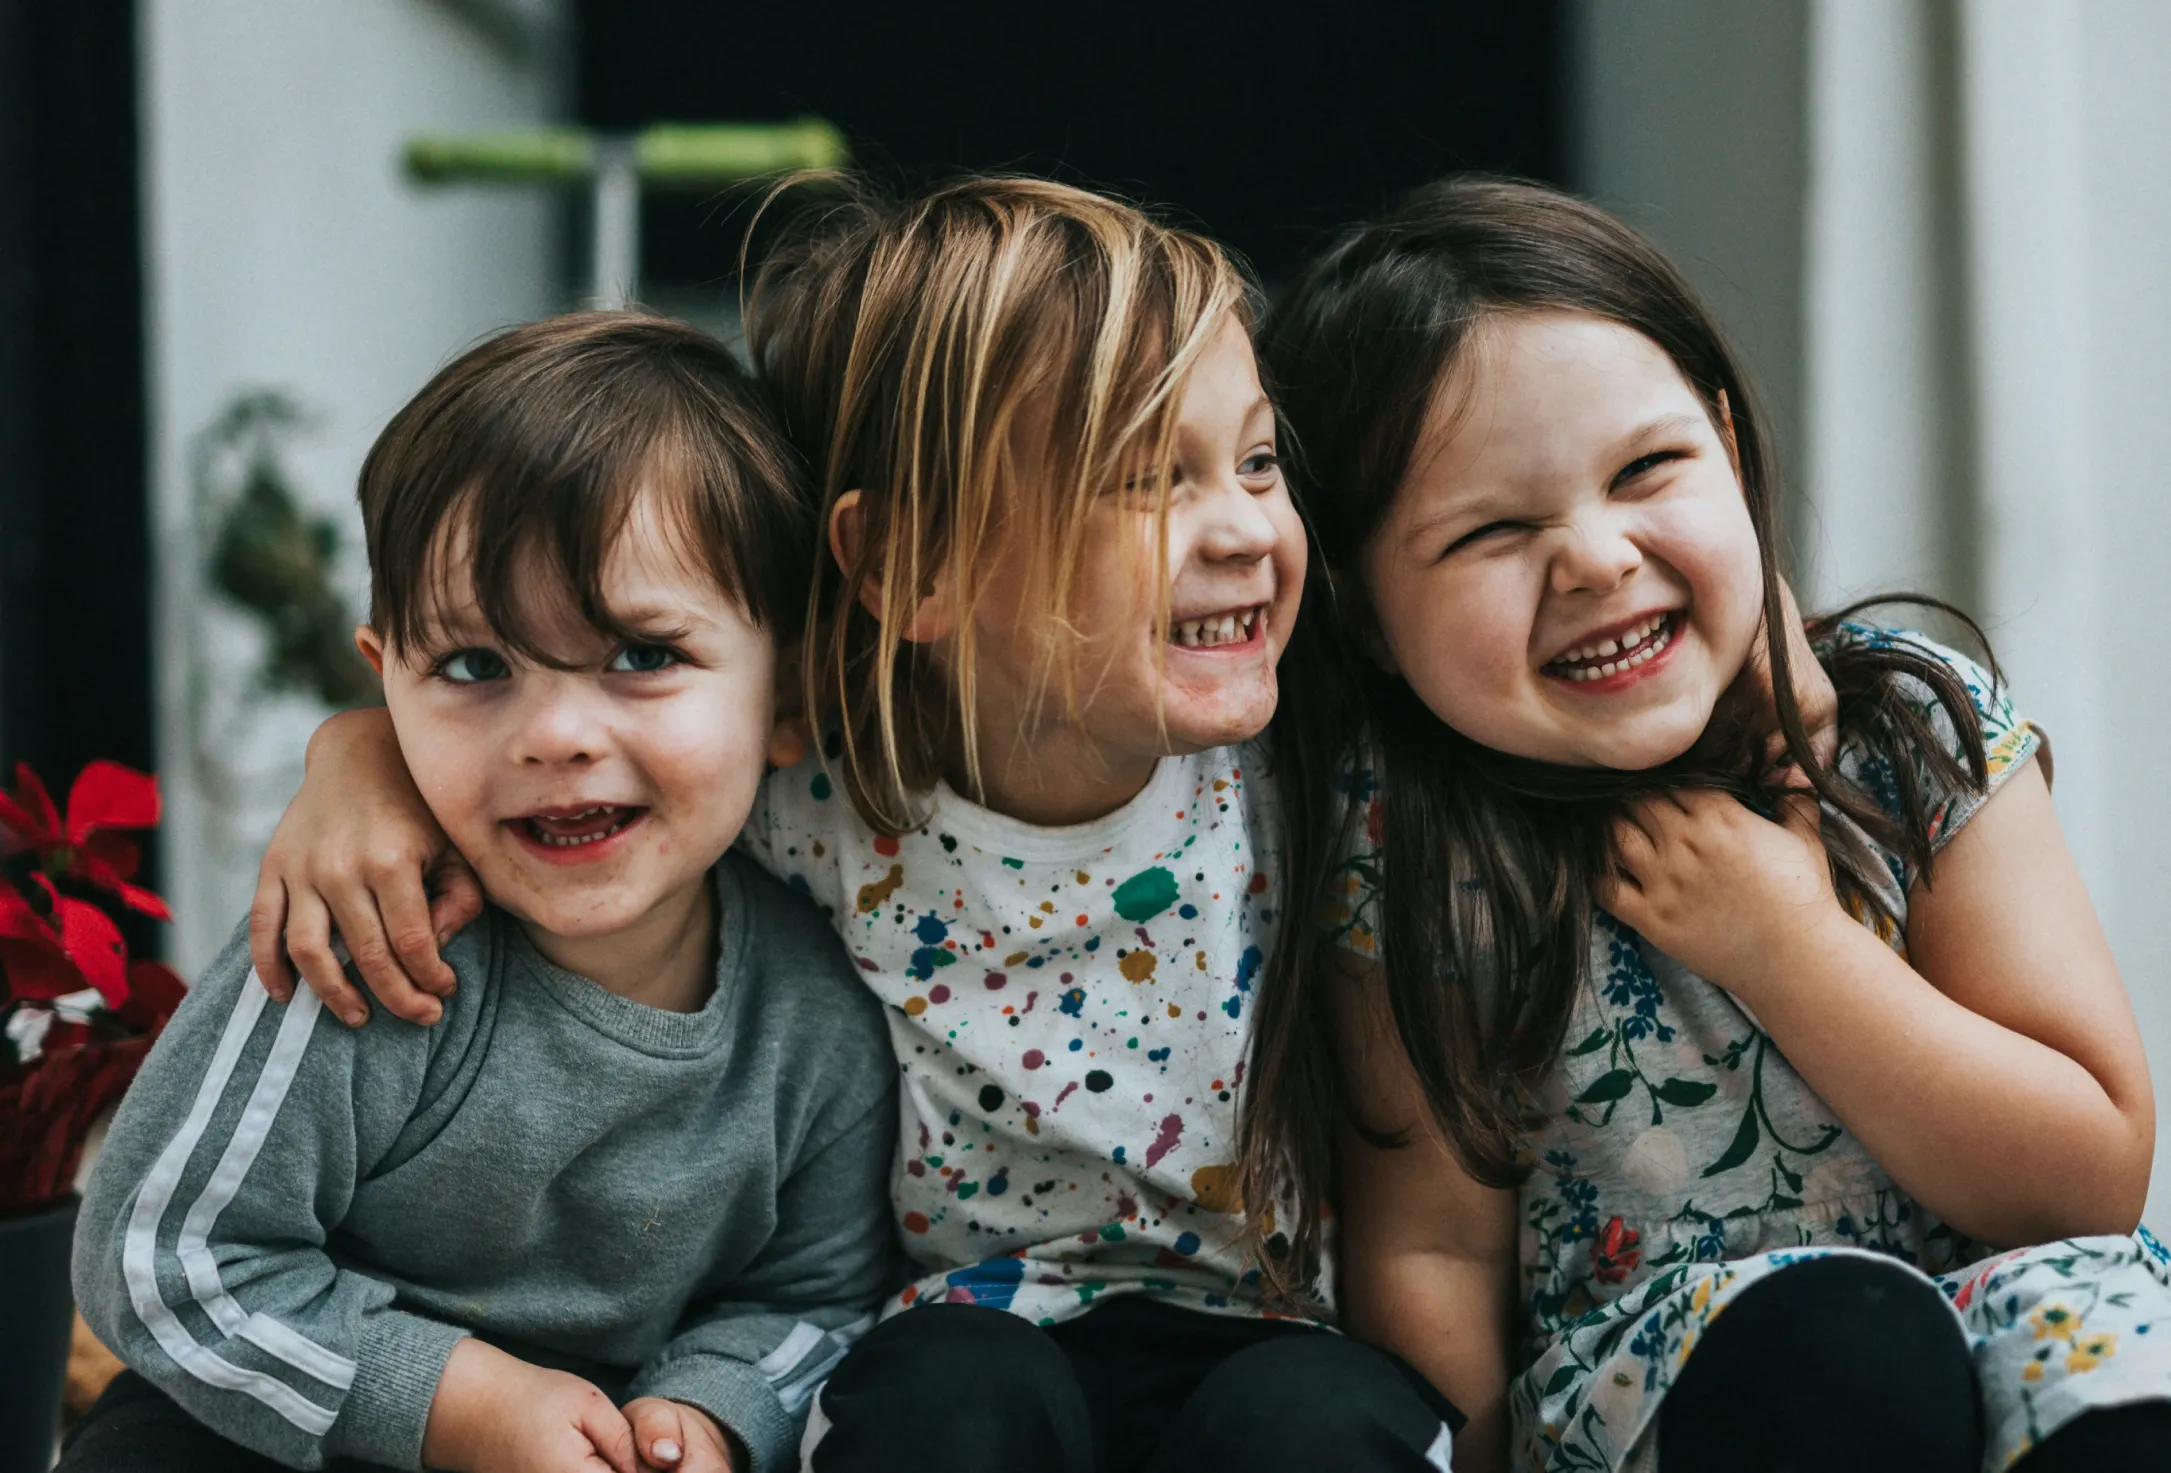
[748,175,1253,833]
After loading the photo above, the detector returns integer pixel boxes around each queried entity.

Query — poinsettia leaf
[0,795,35,858]
[0,934,87,1000]
[52,895,128,1007]
[113,881,173,922]
[0,878,49,939]
[6,762,61,846]
[118,959,187,1030]
[65,761,161,844]
[81,832,142,882]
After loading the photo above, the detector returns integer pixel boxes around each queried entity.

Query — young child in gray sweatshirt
[67,313,898,1473]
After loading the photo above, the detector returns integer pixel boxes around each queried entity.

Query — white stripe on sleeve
[176,988,357,1390]
[122,981,340,1434]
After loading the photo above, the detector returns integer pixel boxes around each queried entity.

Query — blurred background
[2,0,2166,1226]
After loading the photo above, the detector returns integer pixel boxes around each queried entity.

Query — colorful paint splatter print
[745,743,1291,1328]
[1333,628,2171,1472]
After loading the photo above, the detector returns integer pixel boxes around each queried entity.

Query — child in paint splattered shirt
[249,178,1466,1473]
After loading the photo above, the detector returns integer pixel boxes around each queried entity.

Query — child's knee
[1153,1331,1457,1470]
[808,1306,1090,1473]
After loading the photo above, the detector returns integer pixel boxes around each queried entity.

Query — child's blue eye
[436,648,509,684]
[1238,451,1280,478]
[608,645,679,674]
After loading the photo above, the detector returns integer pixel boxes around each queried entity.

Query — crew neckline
[925,753,1196,862]
[511,858,749,1057]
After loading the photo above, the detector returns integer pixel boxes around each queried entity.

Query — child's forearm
[1740,914,2149,1244]
[1342,1250,1513,1473]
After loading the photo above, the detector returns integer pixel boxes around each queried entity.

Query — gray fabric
[74,854,899,1473]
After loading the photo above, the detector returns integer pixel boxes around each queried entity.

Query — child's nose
[511,677,613,766]
[1195,479,1279,562]
[1549,511,1643,595]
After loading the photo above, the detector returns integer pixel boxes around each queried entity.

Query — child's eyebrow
[1614,412,1708,452]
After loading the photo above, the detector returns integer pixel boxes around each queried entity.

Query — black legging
[1662,1255,2171,1471]
[808,1296,1461,1473]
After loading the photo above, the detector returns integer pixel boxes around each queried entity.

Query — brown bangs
[360,312,810,664]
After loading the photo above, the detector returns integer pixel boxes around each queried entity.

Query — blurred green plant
[190,392,377,708]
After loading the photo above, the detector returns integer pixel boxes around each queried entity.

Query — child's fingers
[281,890,372,1027]
[426,855,487,949]
[248,878,296,1002]
[624,1398,688,1469]
[578,1400,641,1473]
[375,866,457,1001]
[323,879,443,1026]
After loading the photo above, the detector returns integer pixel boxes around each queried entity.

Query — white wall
[1573,0,2171,1229]
[2075,2,2171,1229]
[141,0,566,970]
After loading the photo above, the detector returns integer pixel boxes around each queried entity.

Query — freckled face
[969,314,1307,798]
[1361,311,1764,770]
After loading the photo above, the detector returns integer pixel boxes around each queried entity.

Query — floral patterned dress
[1331,629,2171,1472]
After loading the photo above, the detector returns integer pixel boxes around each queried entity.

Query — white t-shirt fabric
[743,741,1292,1327]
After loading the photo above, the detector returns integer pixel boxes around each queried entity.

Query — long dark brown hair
[1238,177,1993,1295]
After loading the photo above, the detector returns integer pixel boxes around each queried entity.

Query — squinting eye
[436,648,509,684]
[1444,521,1527,556]
[1614,449,1685,487]
[608,645,679,674]
[1238,451,1280,478]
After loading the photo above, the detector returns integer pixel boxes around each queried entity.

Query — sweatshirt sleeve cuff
[629,1357,795,1473]
[325,1309,471,1470]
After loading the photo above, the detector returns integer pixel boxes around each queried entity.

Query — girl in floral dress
[1245,178,2169,1472]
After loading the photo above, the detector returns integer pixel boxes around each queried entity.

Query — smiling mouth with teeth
[1543,611,1681,684]
[1170,606,1265,650]
[519,804,643,849]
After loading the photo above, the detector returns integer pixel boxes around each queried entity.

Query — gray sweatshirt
[73,854,899,1473]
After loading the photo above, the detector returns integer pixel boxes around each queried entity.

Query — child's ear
[766,640,811,769]
[1715,390,1744,480]
[767,717,810,771]
[353,625,387,677]
[828,489,957,644]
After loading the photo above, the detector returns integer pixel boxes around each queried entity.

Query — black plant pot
[0,1194,80,1472]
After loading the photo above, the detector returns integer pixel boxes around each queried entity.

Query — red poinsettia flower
[0,872,130,1006]
[1591,1215,1642,1285]
[0,760,170,921]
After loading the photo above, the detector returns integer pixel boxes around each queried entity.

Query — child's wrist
[420,1339,515,1471]
[1723,900,1869,1006]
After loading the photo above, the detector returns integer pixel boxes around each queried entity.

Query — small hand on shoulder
[1600,787,1848,998]
[249,705,483,1027]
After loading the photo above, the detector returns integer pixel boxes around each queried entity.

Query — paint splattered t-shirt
[742,743,1284,1327]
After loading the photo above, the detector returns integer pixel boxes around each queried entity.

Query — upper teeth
[1172,608,1259,648]
[1551,614,1674,682]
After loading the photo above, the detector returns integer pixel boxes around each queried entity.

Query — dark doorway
[575,1,1564,292]
[0,0,155,799]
